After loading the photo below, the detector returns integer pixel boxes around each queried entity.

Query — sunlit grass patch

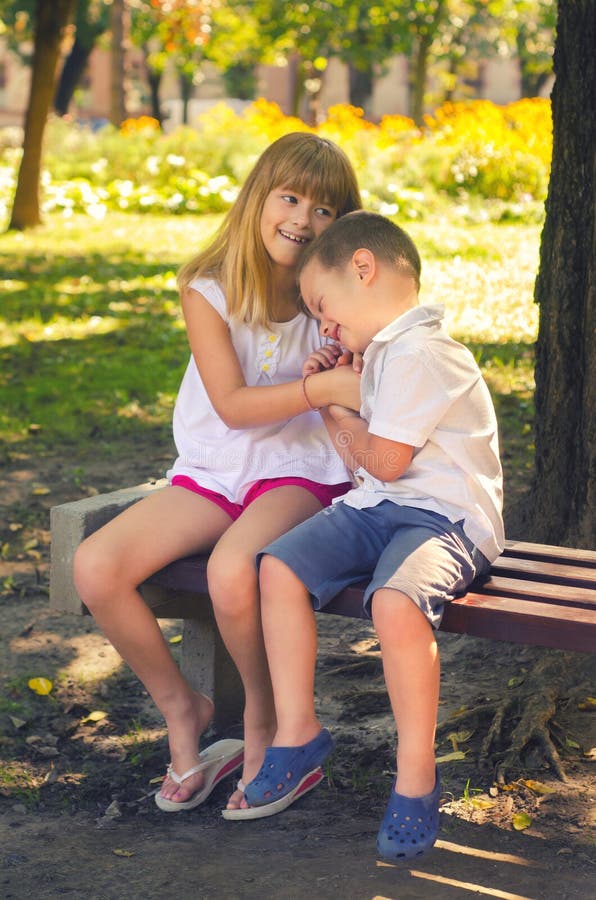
[0,211,539,524]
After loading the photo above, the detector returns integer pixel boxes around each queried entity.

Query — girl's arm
[183,288,361,428]
[321,405,413,482]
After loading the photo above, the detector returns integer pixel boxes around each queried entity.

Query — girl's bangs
[272,148,353,209]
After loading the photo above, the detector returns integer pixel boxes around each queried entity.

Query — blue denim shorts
[259,500,490,628]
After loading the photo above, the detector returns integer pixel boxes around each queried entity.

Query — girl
[73,132,362,815]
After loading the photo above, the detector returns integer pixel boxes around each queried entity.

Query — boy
[243,211,504,861]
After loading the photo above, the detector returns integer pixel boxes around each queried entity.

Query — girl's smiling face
[260,187,337,271]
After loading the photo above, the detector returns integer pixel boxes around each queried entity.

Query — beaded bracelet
[301,373,321,411]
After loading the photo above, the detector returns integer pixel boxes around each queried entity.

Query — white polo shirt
[342,304,504,562]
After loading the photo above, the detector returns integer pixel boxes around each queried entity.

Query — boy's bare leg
[73,487,232,803]
[207,487,322,809]
[372,588,439,798]
[258,555,321,747]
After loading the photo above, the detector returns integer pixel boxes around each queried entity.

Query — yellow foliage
[120,116,161,135]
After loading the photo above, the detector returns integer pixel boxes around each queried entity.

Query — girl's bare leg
[372,588,439,798]
[207,486,322,809]
[73,486,232,803]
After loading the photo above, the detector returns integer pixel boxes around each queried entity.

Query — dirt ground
[1,448,595,899]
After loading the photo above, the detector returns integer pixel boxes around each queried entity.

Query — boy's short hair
[298,210,421,290]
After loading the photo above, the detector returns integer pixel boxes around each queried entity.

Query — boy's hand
[302,343,343,377]
[336,350,364,374]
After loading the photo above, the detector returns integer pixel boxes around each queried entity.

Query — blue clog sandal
[243,728,333,814]
[376,767,441,862]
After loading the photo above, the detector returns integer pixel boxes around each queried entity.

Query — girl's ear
[351,248,375,283]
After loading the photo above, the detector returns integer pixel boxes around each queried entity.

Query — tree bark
[8,0,76,231]
[348,63,373,111]
[531,0,595,548]
[110,0,127,126]
[54,36,93,117]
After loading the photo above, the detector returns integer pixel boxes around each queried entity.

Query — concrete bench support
[49,481,243,730]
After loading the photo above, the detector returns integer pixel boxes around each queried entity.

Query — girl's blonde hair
[177,132,362,325]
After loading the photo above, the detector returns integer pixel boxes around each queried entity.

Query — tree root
[437,649,591,782]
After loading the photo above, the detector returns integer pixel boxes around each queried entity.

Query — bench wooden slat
[481,575,596,608]
[502,541,596,566]
[491,555,596,586]
[441,593,596,653]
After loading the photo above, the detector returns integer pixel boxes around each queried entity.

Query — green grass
[0,210,538,527]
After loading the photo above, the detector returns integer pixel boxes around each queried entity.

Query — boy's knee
[259,554,296,595]
[372,588,431,639]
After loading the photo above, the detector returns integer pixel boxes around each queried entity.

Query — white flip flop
[155,738,244,812]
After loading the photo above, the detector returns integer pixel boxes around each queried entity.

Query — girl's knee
[73,538,122,612]
[207,550,257,615]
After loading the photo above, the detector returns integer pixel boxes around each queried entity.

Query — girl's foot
[158,691,214,804]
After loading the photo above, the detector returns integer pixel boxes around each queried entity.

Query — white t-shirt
[342,304,504,562]
[167,277,351,501]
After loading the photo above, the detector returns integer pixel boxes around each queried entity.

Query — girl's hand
[302,343,343,377]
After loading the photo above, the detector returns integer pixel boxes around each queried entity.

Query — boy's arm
[321,405,413,481]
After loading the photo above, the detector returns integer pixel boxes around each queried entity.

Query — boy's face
[299,258,372,353]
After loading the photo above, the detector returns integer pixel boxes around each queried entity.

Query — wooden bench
[49,480,596,728]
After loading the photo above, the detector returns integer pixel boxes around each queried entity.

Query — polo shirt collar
[370,303,445,345]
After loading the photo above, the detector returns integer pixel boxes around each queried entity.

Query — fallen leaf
[566,738,580,749]
[470,797,496,810]
[508,675,525,688]
[577,697,596,711]
[501,782,521,793]
[81,710,108,724]
[112,849,134,858]
[9,716,27,729]
[435,750,467,763]
[28,677,53,695]
[8,523,23,532]
[512,811,532,831]
[31,485,50,496]
[169,635,182,644]
[519,779,556,795]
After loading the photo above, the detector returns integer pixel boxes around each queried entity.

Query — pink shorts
[171,475,352,522]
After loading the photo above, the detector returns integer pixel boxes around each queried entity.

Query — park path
[1,802,593,900]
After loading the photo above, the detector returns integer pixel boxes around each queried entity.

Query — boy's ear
[351,248,375,283]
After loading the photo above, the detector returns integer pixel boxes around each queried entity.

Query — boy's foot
[222,769,324,821]
[376,767,441,862]
[223,720,277,814]
[243,728,333,809]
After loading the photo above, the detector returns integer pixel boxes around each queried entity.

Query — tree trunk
[531,0,595,548]
[54,36,93,117]
[348,63,373,111]
[8,0,76,231]
[143,51,162,126]
[180,74,192,126]
[410,33,432,126]
[110,0,127,126]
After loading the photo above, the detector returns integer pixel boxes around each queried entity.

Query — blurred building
[0,37,551,130]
